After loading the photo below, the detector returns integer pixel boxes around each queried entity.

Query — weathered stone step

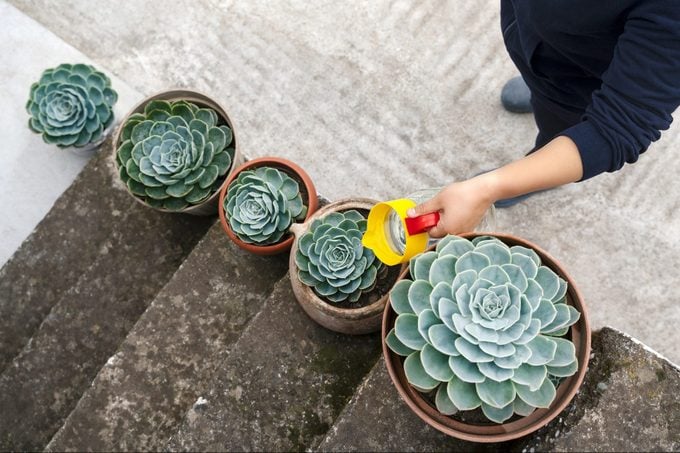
[319,327,680,452]
[517,327,680,452]
[0,138,196,373]
[0,142,213,451]
[165,275,382,452]
[46,224,289,452]
[318,361,503,452]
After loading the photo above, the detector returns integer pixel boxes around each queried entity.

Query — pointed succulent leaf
[386,329,417,357]
[525,335,557,366]
[408,280,434,315]
[395,314,427,350]
[481,402,514,424]
[447,376,482,410]
[449,356,485,383]
[476,379,516,409]
[511,364,547,391]
[390,280,414,314]
[515,379,556,408]
[435,384,458,415]
[421,344,455,381]
[404,352,439,391]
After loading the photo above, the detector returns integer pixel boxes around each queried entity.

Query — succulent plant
[386,235,581,424]
[295,210,384,303]
[26,63,118,148]
[116,99,234,211]
[225,167,307,245]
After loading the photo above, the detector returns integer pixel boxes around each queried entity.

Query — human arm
[407,135,583,237]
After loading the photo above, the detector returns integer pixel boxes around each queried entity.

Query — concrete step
[319,327,680,452]
[0,141,213,451]
[0,140,148,372]
[46,224,289,452]
[165,275,382,452]
[317,361,503,452]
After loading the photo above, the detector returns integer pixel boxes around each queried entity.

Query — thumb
[407,196,441,218]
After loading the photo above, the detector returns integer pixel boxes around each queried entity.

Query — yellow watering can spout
[362,198,440,266]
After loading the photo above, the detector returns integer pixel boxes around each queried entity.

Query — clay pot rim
[111,88,243,215]
[289,198,404,320]
[381,232,591,443]
[218,156,319,255]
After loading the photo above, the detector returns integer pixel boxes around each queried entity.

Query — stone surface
[516,327,680,452]
[165,276,382,451]
[46,226,288,452]
[7,0,680,365]
[0,144,213,451]
[0,1,141,266]
[320,327,680,452]
[319,361,504,452]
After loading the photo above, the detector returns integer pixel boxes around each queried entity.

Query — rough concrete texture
[7,0,680,365]
[46,226,288,452]
[0,142,213,450]
[0,139,172,373]
[165,276,382,451]
[0,1,141,266]
[517,327,679,452]
[320,327,680,452]
[318,360,503,453]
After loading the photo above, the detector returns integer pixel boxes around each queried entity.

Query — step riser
[0,145,136,372]
[47,225,289,451]
[0,144,213,451]
[166,276,382,451]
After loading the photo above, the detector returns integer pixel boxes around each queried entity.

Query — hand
[407,176,496,238]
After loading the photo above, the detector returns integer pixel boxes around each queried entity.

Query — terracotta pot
[112,89,245,216]
[382,232,591,443]
[289,198,407,335]
[218,156,319,255]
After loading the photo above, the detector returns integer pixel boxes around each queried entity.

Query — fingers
[407,197,441,218]
[427,222,447,238]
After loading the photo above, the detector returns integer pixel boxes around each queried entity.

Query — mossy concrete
[0,140,213,451]
[46,226,288,452]
[166,276,381,452]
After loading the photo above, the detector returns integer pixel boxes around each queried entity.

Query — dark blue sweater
[501,0,680,180]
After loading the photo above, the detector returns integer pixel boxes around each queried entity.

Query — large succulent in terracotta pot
[114,90,243,215]
[219,157,318,255]
[26,63,117,151]
[382,233,590,442]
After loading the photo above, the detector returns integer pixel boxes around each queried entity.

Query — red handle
[404,212,440,235]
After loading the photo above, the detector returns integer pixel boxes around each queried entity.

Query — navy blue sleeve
[560,0,680,180]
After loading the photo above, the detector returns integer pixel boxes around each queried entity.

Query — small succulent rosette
[116,99,234,211]
[295,210,384,304]
[26,63,118,151]
[386,235,581,424]
[224,167,307,245]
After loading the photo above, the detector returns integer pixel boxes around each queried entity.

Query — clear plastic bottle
[385,187,497,255]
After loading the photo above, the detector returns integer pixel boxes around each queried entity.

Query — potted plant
[112,89,244,215]
[26,63,118,156]
[218,156,319,255]
[289,198,407,335]
[382,233,590,442]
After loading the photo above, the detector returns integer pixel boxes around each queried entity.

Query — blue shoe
[501,76,533,113]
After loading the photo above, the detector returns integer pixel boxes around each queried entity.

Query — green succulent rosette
[116,99,234,211]
[225,167,307,245]
[295,210,383,303]
[386,235,581,423]
[26,63,118,148]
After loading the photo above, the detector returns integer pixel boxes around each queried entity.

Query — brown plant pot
[112,89,245,216]
[289,198,407,335]
[382,232,591,443]
[219,156,319,255]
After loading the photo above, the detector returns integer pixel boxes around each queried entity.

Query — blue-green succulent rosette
[295,210,384,304]
[116,99,234,211]
[224,167,307,245]
[386,235,581,424]
[26,63,118,148]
